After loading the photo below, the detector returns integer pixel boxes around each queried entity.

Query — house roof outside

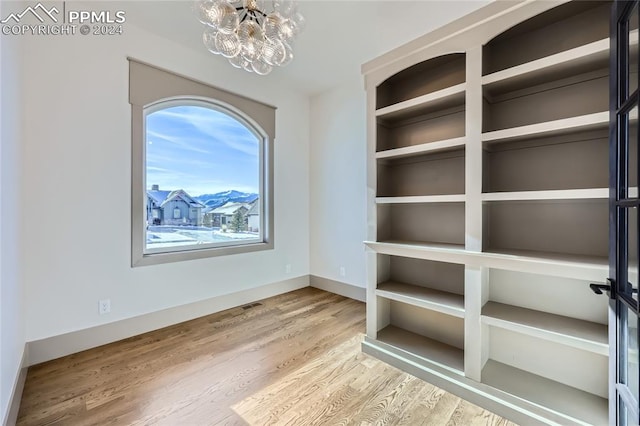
[163,189,204,208]
[147,188,205,208]
[148,189,172,205]
[212,202,249,215]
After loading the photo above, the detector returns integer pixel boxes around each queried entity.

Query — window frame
[129,59,275,267]
[142,98,266,257]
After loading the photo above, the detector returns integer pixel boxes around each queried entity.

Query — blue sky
[146,105,259,196]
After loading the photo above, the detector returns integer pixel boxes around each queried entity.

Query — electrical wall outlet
[285,264,292,274]
[339,266,346,277]
[99,299,111,315]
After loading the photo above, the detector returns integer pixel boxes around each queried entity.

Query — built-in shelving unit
[363,1,616,424]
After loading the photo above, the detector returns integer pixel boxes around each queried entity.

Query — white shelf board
[377,282,464,318]
[481,187,637,202]
[366,241,467,265]
[481,248,608,281]
[376,195,465,204]
[482,302,608,355]
[482,38,609,92]
[482,111,608,144]
[376,325,464,374]
[375,83,466,121]
[482,360,608,426]
[365,241,608,281]
[376,137,466,160]
[481,188,608,202]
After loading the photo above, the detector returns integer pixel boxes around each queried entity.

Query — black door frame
[610,1,640,424]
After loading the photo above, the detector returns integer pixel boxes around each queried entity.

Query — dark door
[610,1,639,424]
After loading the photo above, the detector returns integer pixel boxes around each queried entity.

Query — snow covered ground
[146,226,259,249]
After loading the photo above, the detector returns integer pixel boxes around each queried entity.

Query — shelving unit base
[362,338,607,426]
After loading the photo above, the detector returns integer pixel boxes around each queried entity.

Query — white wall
[21,23,310,342]
[309,78,367,287]
[0,4,25,420]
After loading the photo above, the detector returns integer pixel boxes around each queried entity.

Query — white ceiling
[124,1,490,95]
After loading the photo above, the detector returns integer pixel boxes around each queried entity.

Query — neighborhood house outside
[145,184,260,250]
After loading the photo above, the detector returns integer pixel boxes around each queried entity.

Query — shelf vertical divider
[466,47,483,252]
[366,79,379,339]
[464,46,485,381]
[465,266,489,381]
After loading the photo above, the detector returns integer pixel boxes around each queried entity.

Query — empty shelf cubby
[377,107,465,152]
[482,1,610,76]
[483,199,608,259]
[377,53,466,110]
[378,203,465,246]
[482,129,610,193]
[378,148,465,197]
[483,67,608,133]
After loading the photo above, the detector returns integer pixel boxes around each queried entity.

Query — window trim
[129,59,275,267]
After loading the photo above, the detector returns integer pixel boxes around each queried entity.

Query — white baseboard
[310,275,366,302]
[3,345,28,426]
[27,275,309,366]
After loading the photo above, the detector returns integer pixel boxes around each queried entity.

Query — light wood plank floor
[17,288,517,425]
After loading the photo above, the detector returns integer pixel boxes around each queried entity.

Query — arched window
[129,60,274,266]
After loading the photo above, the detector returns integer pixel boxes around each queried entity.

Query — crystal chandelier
[194,0,304,75]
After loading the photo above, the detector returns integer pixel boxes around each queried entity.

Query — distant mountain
[194,190,258,209]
